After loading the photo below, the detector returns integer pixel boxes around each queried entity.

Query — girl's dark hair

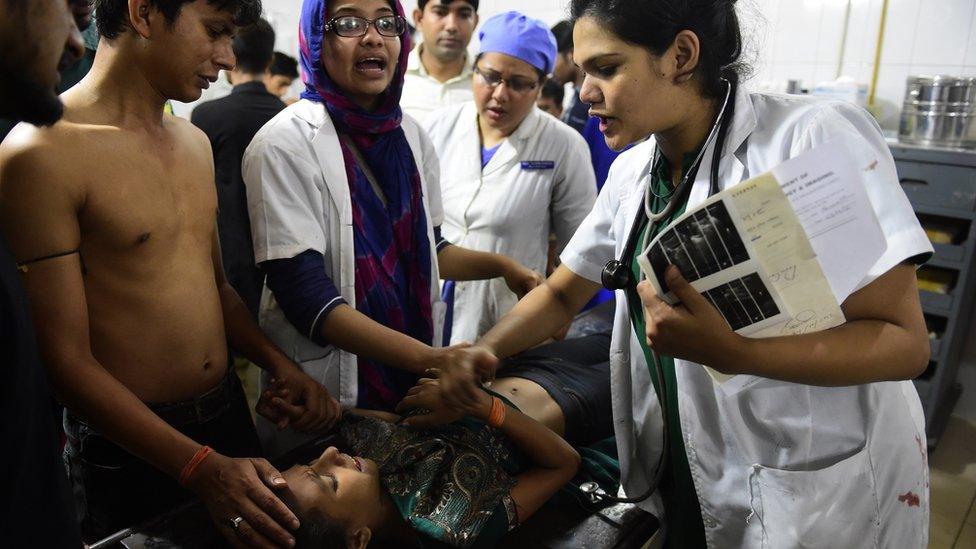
[570,0,745,98]
[94,0,262,39]
[283,499,349,549]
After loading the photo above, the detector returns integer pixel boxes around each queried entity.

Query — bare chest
[77,139,216,259]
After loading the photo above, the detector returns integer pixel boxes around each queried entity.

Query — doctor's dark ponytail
[570,0,746,99]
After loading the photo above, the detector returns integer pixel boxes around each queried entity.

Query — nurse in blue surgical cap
[425,11,597,346]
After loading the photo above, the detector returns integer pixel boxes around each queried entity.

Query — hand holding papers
[637,142,887,379]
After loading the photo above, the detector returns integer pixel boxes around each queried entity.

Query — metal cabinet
[891,143,976,447]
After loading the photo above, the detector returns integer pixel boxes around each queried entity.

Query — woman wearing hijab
[242,0,541,456]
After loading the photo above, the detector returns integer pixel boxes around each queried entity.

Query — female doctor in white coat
[424,12,597,345]
[242,0,540,456]
[438,0,934,547]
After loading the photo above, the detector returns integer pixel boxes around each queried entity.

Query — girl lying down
[266,376,582,548]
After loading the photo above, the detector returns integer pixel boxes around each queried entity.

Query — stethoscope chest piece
[579,481,608,504]
[601,259,632,291]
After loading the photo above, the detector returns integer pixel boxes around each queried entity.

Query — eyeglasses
[473,66,540,94]
[325,15,406,38]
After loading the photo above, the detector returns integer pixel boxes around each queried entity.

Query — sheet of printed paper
[773,141,887,303]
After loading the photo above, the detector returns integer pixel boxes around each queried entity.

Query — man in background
[263,51,298,103]
[193,17,284,320]
[537,78,564,118]
[402,0,478,123]
[0,0,84,545]
[550,19,588,133]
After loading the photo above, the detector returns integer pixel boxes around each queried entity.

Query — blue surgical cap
[478,11,557,75]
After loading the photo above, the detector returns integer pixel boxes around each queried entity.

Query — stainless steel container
[899,75,976,148]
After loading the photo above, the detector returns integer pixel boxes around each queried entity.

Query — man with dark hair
[192,17,282,321]
[0,2,85,546]
[93,0,259,39]
[0,0,339,545]
[402,0,479,123]
[264,51,298,100]
[0,0,83,129]
[550,19,588,133]
[0,1,98,143]
[537,78,564,118]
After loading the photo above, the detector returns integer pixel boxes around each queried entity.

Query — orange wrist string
[487,396,506,428]
[179,445,213,486]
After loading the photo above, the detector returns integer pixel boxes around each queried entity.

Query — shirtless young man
[0,1,339,547]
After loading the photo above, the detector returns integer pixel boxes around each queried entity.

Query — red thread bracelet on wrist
[487,396,506,428]
[179,445,214,486]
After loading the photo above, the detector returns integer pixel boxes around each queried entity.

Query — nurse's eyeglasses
[473,66,540,94]
[325,15,406,38]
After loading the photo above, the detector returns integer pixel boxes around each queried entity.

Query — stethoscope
[580,78,736,505]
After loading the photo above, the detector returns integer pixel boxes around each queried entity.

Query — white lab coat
[425,102,597,344]
[243,99,446,455]
[560,88,933,548]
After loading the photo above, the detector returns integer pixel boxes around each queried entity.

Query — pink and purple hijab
[299,0,433,410]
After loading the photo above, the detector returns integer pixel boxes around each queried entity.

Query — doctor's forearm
[479,266,600,358]
[713,265,929,385]
[719,319,929,386]
[318,304,434,375]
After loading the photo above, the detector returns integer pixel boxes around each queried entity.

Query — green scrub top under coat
[625,149,707,549]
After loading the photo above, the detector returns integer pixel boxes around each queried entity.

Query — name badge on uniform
[520,160,555,171]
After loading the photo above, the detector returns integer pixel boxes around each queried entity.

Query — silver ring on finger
[229,516,244,530]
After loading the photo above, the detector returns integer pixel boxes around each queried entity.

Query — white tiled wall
[750,0,976,131]
[176,0,976,130]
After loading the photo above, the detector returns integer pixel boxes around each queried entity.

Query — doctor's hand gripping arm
[438,265,603,412]
[637,264,929,386]
[436,242,544,298]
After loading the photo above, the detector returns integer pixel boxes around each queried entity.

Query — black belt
[68,367,242,428]
[147,367,241,425]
